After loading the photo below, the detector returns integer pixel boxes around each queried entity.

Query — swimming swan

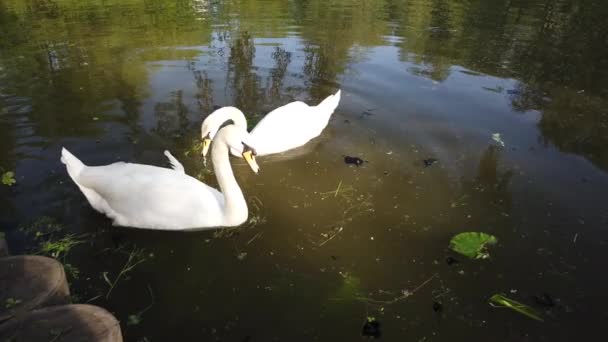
[200,90,341,157]
[61,125,259,230]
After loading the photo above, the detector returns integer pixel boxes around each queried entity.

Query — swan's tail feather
[317,89,341,115]
[164,150,185,174]
[61,147,86,181]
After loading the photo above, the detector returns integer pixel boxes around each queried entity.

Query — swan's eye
[242,143,257,156]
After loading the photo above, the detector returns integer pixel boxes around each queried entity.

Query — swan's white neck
[212,107,248,133]
[212,138,247,226]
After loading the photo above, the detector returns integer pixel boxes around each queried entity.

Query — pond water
[1,0,607,340]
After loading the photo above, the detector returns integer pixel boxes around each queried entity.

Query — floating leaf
[449,232,497,259]
[489,294,543,321]
[1,171,16,186]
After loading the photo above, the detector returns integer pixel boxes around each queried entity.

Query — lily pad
[449,232,497,259]
[489,294,543,321]
[1,171,16,186]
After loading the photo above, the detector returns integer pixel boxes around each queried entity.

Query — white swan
[200,90,341,157]
[61,125,259,230]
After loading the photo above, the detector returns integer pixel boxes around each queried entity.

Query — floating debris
[449,232,498,259]
[360,110,374,118]
[492,133,505,147]
[445,256,459,265]
[489,294,543,321]
[319,227,343,247]
[344,156,365,166]
[361,317,381,338]
[533,293,555,308]
[423,158,438,167]
[237,252,248,261]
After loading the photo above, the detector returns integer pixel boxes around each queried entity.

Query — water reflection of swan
[61,125,259,230]
[200,90,341,158]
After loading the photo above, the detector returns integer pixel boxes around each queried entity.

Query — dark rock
[0,304,123,341]
[0,255,70,321]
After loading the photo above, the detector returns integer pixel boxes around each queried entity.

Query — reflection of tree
[227,31,261,115]
[266,47,291,101]
[297,0,387,97]
[536,89,608,170]
[419,0,454,81]
[154,90,189,138]
[461,146,513,215]
[193,70,214,114]
[223,31,294,127]
[507,0,608,170]
[303,44,341,97]
[0,0,212,140]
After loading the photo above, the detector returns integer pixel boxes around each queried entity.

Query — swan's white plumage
[202,90,341,157]
[61,125,255,230]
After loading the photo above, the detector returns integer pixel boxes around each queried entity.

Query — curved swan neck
[213,107,248,134]
[212,138,247,225]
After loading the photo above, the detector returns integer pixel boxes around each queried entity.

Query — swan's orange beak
[242,150,259,174]
[201,137,211,157]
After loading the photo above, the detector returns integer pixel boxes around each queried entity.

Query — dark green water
[1,0,608,340]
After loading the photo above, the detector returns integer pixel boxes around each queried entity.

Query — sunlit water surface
[1,0,608,340]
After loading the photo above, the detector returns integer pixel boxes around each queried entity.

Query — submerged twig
[319,227,344,247]
[103,247,149,299]
[334,180,342,198]
[355,273,438,306]
[246,231,263,245]
[319,181,355,200]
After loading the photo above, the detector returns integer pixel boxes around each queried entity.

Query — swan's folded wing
[76,163,225,228]
[251,101,326,154]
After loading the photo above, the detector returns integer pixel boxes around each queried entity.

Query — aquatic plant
[102,247,150,299]
[449,232,498,259]
[37,234,84,260]
[1,170,16,186]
